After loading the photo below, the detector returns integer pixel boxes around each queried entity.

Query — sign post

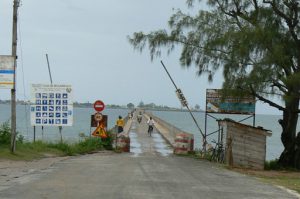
[91,100,107,138]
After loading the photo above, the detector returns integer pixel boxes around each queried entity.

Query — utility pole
[11,0,20,153]
[160,61,206,150]
[46,54,53,84]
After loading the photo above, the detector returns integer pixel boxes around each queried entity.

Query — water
[0,104,130,143]
[150,110,300,160]
[1,104,299,160]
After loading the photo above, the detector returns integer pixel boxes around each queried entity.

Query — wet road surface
[0,116,298,199]
[129,118,173,157]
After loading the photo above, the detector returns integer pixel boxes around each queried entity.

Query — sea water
[1,104,299,160]
[151,110,300,160]
[0,104,130,143]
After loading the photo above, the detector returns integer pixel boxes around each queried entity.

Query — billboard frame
[204,89,256,146]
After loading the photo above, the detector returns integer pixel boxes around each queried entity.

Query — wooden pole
[10,0,20,153]
[59,126,63,143]
[33,126,36,142]
[42,126,44,140]
[160,61,206,149]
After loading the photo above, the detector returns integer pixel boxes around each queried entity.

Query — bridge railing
[145,112,194,152]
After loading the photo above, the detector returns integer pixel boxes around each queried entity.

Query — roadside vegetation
[0,122,113,161]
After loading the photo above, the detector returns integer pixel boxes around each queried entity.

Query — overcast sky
[0,0,281,114]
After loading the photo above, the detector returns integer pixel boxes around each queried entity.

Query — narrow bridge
[0,112,298,199]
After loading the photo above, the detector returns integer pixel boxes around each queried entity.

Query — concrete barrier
[116,135,130,152]
[145,112,194,154]
[109,115,132,152]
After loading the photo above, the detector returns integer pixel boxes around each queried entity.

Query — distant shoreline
[0,102,283,115]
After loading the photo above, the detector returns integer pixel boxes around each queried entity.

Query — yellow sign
[92,123,107,138]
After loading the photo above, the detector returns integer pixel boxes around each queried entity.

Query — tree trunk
[278,96,300,169]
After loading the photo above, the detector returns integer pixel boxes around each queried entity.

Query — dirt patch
[0,156,69,191]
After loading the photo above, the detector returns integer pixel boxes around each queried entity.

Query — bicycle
[210,140,225,163]
[147,125,153,136]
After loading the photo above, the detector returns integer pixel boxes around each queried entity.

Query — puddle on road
[131,123,136,130]
[129,124,173,157]
[129,131,142,157]
[152,133,173,157]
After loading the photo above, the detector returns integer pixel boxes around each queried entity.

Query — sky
[0,0,281,115]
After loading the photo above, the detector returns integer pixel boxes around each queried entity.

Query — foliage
[127,103,135,109]
[129,1,300,103]
[129,0,300,169]
[0,122,11,145]
[0,121,24,145]
[264,159,281,170]
[0,128,114,160]
[137,101,178,110]
[0,141,64,160]
[138,101,144,107]
[107,104,122,108]
[47,136,113,156]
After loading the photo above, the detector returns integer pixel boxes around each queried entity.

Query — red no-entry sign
[94,100,105,112]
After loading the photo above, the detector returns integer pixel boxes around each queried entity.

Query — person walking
[137,112,142,123]
[116,116,124,134]
[147,117,155,136]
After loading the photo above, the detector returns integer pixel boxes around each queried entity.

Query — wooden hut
[218,119,272,170]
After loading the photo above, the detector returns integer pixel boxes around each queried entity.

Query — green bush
[76,137,103,153]
[47,142,73,155]
[0,122,11,145]
[0,126,114,159]
[46,135,113,156]
[101,132,113,150]
[0,121,25,146]
[265,159,281,170]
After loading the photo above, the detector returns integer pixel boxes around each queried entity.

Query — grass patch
[0,121,114,161]
[0,141,63,161]
[0,137,113,161]
[231,167,300,194]
[260,177,300,194]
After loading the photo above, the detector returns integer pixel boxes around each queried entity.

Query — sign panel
[0,56,14,89]
[94,112,103,122]
[30,84,73,126]
[91,114,107,128]
[91,115,108,138]
[206,89,255,114]
[94,100,105,112]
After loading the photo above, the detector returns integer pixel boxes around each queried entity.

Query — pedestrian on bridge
[116,116,124,133]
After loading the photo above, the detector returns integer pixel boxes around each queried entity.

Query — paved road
[0,117,298,199]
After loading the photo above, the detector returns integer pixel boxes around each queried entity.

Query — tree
[195,104,200,110]
[129,1,300,168]
[127,103,135,109]
[138,101,144,108]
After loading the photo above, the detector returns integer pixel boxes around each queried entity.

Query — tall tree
[127,103,135,109]
[129,0,300,168]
